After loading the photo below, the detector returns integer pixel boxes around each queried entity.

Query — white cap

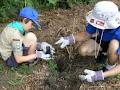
[86,1,120,29]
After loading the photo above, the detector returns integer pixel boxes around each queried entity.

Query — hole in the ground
[56,58,68,73]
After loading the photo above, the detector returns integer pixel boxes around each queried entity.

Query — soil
[0,1,120,90]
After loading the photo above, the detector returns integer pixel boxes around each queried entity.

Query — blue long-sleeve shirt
[86,23,120,54]
[86,23,120,41]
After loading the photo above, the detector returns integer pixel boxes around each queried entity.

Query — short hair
[16,16,32,24]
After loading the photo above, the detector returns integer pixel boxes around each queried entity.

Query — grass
[0,63,33,86]
[7,72,26,86]
[47,59,59,85]
[116,74,120,80]
[14,64,33,75]
[0,58,57,87]
[8,64,33,86]
[0,64,4,73]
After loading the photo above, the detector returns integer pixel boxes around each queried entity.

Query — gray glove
[37,42,55,55]
[36,50,51,60]
[79,69,104,82]
[55,34,75,48]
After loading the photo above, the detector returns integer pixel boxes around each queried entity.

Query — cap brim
[86,11,106,29]
[33,20,41,30]
[33,20,47,30]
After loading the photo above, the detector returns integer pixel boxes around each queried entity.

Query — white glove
[38,42,55,55]
[36,50,51,60]
[79,69,104,82]
[55,37,69,48]
[55,35,75,49]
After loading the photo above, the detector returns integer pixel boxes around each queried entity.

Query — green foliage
[95,63,106,71]
[8,75,25,86]
[14,64,33,74]
[82,0,98,6]
[25,0,34,7]
[0,0,98,22]
[116,74,120,80]
[48,59,58,71]
[47,59,59,84]
[7,64,32,86]
[66,0,81,8]
[0,64,4,73]
[39,0,98,8]
[0,0,33,22]
[7,69,25,86]
[48,0,59,6]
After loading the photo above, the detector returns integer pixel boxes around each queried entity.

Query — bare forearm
[103,65,120,78]
[74,31,91,42]
[15,54,36,63]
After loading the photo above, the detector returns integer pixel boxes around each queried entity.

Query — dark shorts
[92,36,110,53]
[5,44,29,67]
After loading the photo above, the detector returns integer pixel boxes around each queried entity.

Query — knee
[109,39,119,53]
[23,32,37,47]
[26,32,37,42]
[78,46,88,56]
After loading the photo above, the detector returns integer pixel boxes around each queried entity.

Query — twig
[72,17,76,32]
[55,27,63,37]
[65,47,72,59]
[66,17,76,59]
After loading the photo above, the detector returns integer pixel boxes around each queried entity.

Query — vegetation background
[0,0,97,22]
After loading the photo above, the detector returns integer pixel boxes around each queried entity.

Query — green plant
[0,64,4,73]
[82,0,97,6]
[7,64,32,86]
[95,63,106,71]
[48,59,58,71]
[25,0,34,7]
[0,0,98,22]
[7,67,25,86]
[8,75,25,86]
[0,0,34,22]
[47,0,59,6]
[15,64,33,75]
[116,74,120,80]
[47,59,59,84]
[67,0,81,8]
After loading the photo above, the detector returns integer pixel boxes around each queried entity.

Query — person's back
[0,25,23,61]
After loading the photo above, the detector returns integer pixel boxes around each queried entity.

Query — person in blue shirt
[55,1,120,82]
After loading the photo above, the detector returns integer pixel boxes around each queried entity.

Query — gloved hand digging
[79,69,104,82]
[27,50,52,66]
[36,50,51,60]
[37,42,55,55]
[55,34,75,48]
